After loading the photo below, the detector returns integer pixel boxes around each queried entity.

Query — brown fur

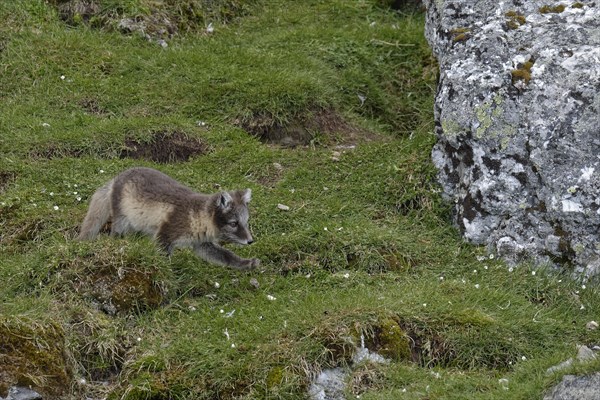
[78,167,259,270]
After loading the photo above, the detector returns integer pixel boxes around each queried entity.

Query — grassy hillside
[1,0,599,399]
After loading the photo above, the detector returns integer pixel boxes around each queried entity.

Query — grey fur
[77,167,259,270]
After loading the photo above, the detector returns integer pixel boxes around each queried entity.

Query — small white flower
[49,192,54,196]
[214,282,220,289]
[60,75,65,80]
[343,273,349,279]
[99,169,105,173]
[137,337,142,342]
[42,122,50,127]
[580,304,586,310]
[76,197,82,202]
[324,227,328,231]
[53,205,59,211]
[582,285,587,289]
[473,269,477,273]
[484,265,489,270]
[521,356,527,361]
[439,276,444,281]
[422,303,427,307]
[220,309,225,313]
[73,191,78,195]
[267,295,276,301]
[188,305,197,311]
[508,267,514,272]
[74,184,78,188]
[231,343,236,348]
[489,254,495,259]
[474,284,480,289]
[531,271,536,276]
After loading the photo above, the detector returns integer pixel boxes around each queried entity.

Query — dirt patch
[51,0,100,26]
[48,0,258,37]
[79,98,109,116]
[396,319,456,368]
[377,0,425,12]
[0,317,71,398]
[121,131,210,163]
[28,131,209,163]
[29,142,89,159]
[238,108,380,147]
[0,171,15,193]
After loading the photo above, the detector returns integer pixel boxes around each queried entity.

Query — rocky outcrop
[424,0,600,273]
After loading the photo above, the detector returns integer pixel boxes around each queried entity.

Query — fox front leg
[194,242,260,270]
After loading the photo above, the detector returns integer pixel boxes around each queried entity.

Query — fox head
[213,189,254,245]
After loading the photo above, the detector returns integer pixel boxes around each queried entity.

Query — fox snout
[240,229,254,245]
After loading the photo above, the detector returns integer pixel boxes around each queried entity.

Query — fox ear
[217,192,233,210]
[242,189,252,204]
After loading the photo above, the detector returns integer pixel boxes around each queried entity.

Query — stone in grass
[544,373,600,400]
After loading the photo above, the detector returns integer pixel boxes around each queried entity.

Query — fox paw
[241,258,260,270]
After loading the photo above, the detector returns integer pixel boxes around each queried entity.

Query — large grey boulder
[424,0,600,273]
[543,373,600,400]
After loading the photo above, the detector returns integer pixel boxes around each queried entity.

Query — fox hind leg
[111,214,132,237]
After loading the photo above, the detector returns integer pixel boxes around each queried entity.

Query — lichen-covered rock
[425,0,600,273]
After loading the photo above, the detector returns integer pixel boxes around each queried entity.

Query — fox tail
[77,179,114,240]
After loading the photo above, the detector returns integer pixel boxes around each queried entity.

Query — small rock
[277,203,290,211]
[273,162,283,170]
[577,345,596,362]
[249,278,260,290]
[3,386,43,400]
[586,321,598,330]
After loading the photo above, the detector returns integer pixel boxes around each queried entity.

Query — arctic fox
[77,167,260,270]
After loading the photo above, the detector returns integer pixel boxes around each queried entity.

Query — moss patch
[505,10,526,29]
[0,317,71,398]
[511,58,535,86]
[450,27,471,43]
[539,4,566,13]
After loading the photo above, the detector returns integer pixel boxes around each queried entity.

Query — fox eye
[228,221,238,228]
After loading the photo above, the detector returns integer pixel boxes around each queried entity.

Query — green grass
[1,0,599,399]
